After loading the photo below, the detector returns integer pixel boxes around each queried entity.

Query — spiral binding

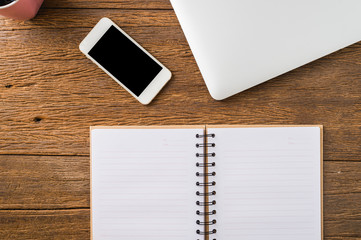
[196,132,217,239]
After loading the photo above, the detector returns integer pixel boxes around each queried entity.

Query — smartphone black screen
[88,25,163,96]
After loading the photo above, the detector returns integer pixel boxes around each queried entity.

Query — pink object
[0,0,44,20]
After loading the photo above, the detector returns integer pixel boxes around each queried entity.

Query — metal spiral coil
[196,162,216,167]
[196,171,216,177]
[196,191,216,196]
[196,210,216,215]
[196,132,217,239]
[196,229,217,235]
[196,219,217,225]
[196,133,215,138]
[196,200,216,206]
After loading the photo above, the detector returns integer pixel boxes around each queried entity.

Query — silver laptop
[170,0,361,100]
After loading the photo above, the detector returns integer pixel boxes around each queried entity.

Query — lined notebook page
[91,127,202,240]
[208,127,321,240]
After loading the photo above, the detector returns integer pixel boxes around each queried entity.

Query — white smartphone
[79,17,172,104]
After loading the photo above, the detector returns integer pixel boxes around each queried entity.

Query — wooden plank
[0,160,360,238]
[324,219,361,239]
[0,209,90,240]
[324,162,361,195]
[0,197,360,239]
[42,0,172,9]
[0,155,89,209]
[0,9,180,30]
[0,211,360,240]
[1,154,360,215]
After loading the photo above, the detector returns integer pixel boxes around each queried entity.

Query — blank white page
[207,126,321,240]
[91,127,202,240]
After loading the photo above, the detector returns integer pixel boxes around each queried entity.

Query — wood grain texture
[0,155,89,209]
[0,2,360,239]
[0,209,90,240]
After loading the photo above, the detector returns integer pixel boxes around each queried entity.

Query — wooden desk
[0,0,360,239]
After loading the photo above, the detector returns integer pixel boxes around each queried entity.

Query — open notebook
[91,125,323,240]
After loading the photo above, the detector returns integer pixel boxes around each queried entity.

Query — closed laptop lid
[170,0,361,100]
